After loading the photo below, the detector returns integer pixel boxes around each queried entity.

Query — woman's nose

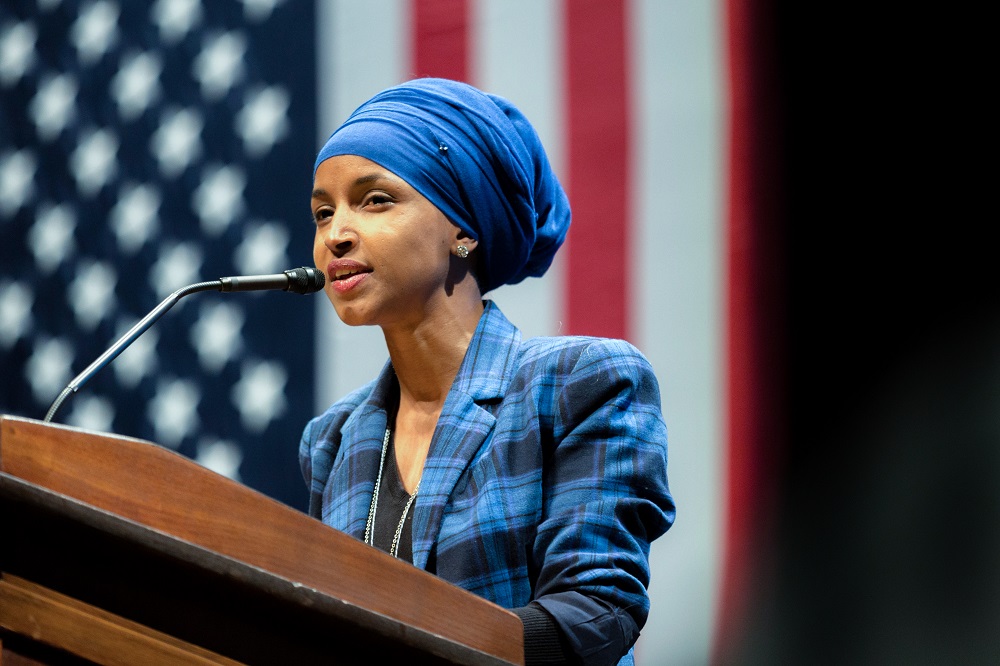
[323,213,357,256]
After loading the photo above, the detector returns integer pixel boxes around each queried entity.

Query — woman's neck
[382,295,484,408]
[380,283,483,493]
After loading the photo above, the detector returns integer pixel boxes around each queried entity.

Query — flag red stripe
[719,0,784,657]
[411,0,470,81]
[563,0,631,339]
[722,0,752,639]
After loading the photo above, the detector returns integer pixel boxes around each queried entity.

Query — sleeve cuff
[512,602,574,665]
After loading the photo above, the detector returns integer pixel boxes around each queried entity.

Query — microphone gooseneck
[43,267,325,424]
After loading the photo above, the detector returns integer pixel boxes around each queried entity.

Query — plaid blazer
[300,302,675,666]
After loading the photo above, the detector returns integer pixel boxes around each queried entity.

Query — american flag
[0,0,317,510]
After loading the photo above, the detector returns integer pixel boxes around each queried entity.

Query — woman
[300,78,674,666]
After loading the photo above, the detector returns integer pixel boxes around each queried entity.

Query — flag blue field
[0,0,317,511]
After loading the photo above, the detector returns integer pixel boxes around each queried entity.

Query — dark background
[731,2,998,663]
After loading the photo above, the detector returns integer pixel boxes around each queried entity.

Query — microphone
[218,266,326,294]
[43,267,325,423]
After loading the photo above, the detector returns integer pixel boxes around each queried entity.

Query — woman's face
[311,154,474,328]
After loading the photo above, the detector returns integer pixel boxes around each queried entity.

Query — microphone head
[283,267,326,294]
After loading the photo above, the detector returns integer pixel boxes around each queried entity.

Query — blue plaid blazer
[300,302,675,665]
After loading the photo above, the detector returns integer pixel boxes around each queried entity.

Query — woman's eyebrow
[312,174,392,199]
[353,173,391,186]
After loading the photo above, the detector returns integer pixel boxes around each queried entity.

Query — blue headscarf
[313,78,570,294]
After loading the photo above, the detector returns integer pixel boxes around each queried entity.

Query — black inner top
[370,430,415,562]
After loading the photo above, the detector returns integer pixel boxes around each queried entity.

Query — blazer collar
[448,300,521,402]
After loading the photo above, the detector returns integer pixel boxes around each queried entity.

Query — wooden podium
[0,415,523,665]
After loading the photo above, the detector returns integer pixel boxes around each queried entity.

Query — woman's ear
[453,229,479,255]
[445,228,483,295]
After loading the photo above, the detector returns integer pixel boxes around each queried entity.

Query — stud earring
[454,245,470,258]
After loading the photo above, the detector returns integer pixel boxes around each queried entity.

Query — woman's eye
[364,193,393,208]
[313,208,333,224]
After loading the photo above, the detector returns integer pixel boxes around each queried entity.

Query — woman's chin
[332,301,376,328]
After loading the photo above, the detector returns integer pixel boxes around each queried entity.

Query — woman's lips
[331,271,369,293]
[326,260,372,294]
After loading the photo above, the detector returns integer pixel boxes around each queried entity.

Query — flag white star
[151,0,202,44]
[193,164,246,236]
[231,359,287,433]
[29,73,78,141]
[28,203,77,274]
[148,378,201,448]
[38,0,63,10]
[192,31,246,101]
[70,0,120,65]
[234,222,289,274]
[112,320,158,388]
[240,0,284,22]
[0,281,33,349]
[150,107,203,178]
[67,394,115,433]
[150,242,203,299]
[0,20,36,87]
[196,436,243,481]
[0,149,37,217]
[26,336,75,404]
[112,50,163,121]
[68,260,118,331]
[237,86,290,158]
[70,127,119,197]
[190,301,245,373]
[111,182,160,254]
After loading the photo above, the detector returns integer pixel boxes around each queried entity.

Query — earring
[454,245,470,258]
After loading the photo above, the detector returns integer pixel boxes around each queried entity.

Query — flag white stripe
[631,0,725,662]
[472,0,565,339]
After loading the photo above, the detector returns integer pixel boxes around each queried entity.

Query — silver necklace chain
[364,427,420,559]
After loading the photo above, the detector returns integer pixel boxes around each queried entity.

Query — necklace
[364,427,420,559]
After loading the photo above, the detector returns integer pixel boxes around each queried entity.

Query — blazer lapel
[412,302,522,570]
[326,361,396,540]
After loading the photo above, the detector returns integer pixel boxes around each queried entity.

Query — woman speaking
[299,78,674,666]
